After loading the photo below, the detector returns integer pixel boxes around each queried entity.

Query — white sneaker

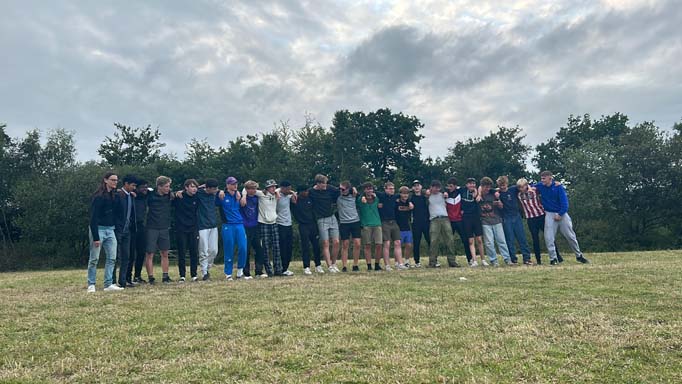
[87,285,96,293]
[103,284,124,291]
[315,266,324,273]
[225,275,233,281]
[179,277,186,283]
[283,270,294,276]
[470,261,479,267]
[259,273,269,278]
[482,260,490,267]
[243,275,253,280]
[237,269,244,278]
[414,263,422,268]
[396,263,407,270]
[304,267,312,275]
[384,265,393,271]
[191,276,198,282]
[328,266,339,273]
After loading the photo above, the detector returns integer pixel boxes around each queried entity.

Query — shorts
[381,220,401,242]
[146,228,170,253]
[339,221,362,240]
[462,215,483,238]
[361,226,383,245]
[317,216,339,241]
[400,231,413,244]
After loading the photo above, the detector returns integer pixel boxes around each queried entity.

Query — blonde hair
[496,176,509,185]
[156,176,172,187]
[314,174,328,184]
[399,186,410,194]
[244,180,259,189]
[516,178,529,187]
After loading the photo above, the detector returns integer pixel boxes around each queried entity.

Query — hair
[384,181,394,188]
[446,177,457,186]
[244,180,259,189]
[516,178,529,187]
[361,182,374,190]
[340,180,351,189]
[122,174,137,185]
[156,176,171,187]
[93,171,117,198]
[480,177,493,187]
[314,174,328,184]
[540,170,553,178]
[280,180,292,187]
[399,186,410,194]
[136,178,148,187]
[204,178,219,188]
[184,179,198,188]
[430,179,442,188]
[496,176,509,185]
[466,178,477,184]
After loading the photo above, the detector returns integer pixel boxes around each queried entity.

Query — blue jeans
[222,223,247,276]
[502,214,531,263]
[88,226,117,287]
[482,223,511,264]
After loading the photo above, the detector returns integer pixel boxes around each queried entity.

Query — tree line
[1,109,681,270]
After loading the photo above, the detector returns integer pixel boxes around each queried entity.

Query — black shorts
[339,221,362,240]
[462,215,483,238]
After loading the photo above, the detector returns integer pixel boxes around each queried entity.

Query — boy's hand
[409,202,414,210]
[443,192,448,199]
[494,191,500,199]
[361,196,367,204]
[219,190,225,200]
[175,191,184,199]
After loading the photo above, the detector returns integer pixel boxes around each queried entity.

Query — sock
[163,273,169,279]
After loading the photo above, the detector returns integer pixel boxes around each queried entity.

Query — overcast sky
[2,0,681,161]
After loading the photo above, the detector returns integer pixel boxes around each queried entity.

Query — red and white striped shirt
[517,188,545,218]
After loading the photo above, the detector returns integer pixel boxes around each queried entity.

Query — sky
[1,0,681,161]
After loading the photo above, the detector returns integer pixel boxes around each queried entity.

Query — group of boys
[86,170,588,291]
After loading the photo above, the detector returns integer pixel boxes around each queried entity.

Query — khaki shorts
[361,226,383,245]
[381,220,401,242]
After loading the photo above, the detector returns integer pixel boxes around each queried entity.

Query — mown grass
[1,251,681,383]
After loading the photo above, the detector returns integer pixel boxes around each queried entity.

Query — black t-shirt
[459,187,480,217]
[292,195,316,225]
[134,194,148,224]
[146,191,173,230]
[409,194,429,225]
[308,186,340,219]
[395,199,412,231]
[377,192,397,221]
[173,192,199,232]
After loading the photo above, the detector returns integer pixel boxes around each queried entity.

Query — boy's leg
[299,224,312,269]
[198,229,210,276]
[208,227,219,269]
[271,224,283,275]
[278,225,293,272]
[116,231,131,286]
[557,214,584,259]
[482,225,498,264]
[528,217,542,263]
[134,225,146,279]
[428,220,440,267]
[452,221,472,263]
[502,218,518,263]
[512,216,532,263]
[236,225,248,270]
[103,228,118,287]
[352,238,361,266]
[87,229,101,286]
[176,231,187,278]
[259,224,274,275]
[223,224,236,277]
[189,231,199,278]
[493,223,511,263]
[544,213,560,262]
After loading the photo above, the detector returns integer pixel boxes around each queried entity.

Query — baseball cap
[226,177,238,185]
[412,179,421,185]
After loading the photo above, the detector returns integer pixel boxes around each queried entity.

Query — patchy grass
[1,251,681,383]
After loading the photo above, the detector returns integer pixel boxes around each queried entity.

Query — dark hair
[466,178,477,184]
[122,174,137,185]
[184,179,199,188]
[480,177,493,187]
[540,170,553,178]
[430,180,442,188]
[280,180,292,187]
[361,182,374,190]
[205,178,219,188]
[136,178,148,187]
[296,185,308,193]
[93,171,117,198]
[446,177,457,186]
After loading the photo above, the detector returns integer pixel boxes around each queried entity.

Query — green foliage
[98,123,166,166]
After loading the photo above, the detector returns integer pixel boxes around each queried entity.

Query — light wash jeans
[544,212,583,261]
[198,227,219,275]
[88,226,117,287]
[482,223,511,264]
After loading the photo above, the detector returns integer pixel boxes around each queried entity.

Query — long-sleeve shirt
[459,187,479,217]
[518,188,545,219]
[89,191,117,241]
[173,192,199,232]
[216,190,243,225]
[146,191,173,230]
[308,186,340,219]
[240,194,259,228]
[196,188,218,230]
[377,192,398,221]
[409,194,429,226]
[534,180,569,216]
[498,185,521,218]
[292,195,316,225]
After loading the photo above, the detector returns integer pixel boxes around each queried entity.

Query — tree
[98,123,165,166]
[330,110,369,183]
[290,116,335,185]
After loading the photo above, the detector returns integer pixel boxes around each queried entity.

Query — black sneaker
[374,263,383,271]
[576,256,590,264]
[148,276,156,285]
[162,276,173,284]
[367,264,372,271]
[557,255,564,263]
[352,265,360,272]
[550,259,559,266]
[202,273,210,281]
[342,267,348,272]
[449,261,461,268]
[535,260,542,265]
[133,277,147,284]
[125,282,136,288]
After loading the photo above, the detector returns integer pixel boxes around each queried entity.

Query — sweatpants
[198,227,219,276]
[428,217,457,267]
[260,223,282,275]
[278,224,294,271]
[411,221,430,264]
[177,230,199,278]
[222,223,247,276]
[298,222,321,268]
[544,212,583,262]
[527,215,562,263]
[450,220,472,263]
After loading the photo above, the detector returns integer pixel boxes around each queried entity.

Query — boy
[308,174,340,272]
[445,178,473,264]
[496,176,532,265]
[196,178,220,280]
[276,181,296,276]
[479,177,511,266]
[337,181,361,272]
[357,182,383,271]
[425,180,459,268]
[144,176,175,284]
[218,177,248,280]
[114,174,137,288]
[461,178,486,267]
[131,179,149,284]
[292,185,322,275]
[395,186,414,267]
[173,179,200,282]
[243,179,281,276]
[516,178,563,265]
[240,180,271,278]
[409,180,429,268]
[376,182,406,270]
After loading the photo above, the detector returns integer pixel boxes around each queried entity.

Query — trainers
[259,273,269,278]
[374,263,382,271]
[162,276,172,284]
[384,265,393,271]
[125,282,136,288]
[576,256,590,264]
[87,284,96,293]
[179,277,186,283]
[481,260,490,267]
[104,284,124,291]
[558,255,565,263]
[404,262,411,268]
[237,270,244,279]
[329,266,339,273]
[449,261,461,268]
[304,267,312,275]
[470,261,479,267]
[352,265,360,272]
[225,275,233,281]
[133,277,147,284]
[414,263,422,268]
[430,263,441,268]
[550,259,559,266]
[191,276,198,282]
[341,267,348,272]
[523,260,533,266]
[491,262,500,267]
[283,270,294,276]
[315,266,325,274]
[243,275,253,280]
[202,273,210,281]
[396,263,407,270]
[148,276,156,285]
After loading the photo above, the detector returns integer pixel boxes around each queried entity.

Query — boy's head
[412,180,422,193]
[244,180,258,196]
[480,177,493,193]
[446,177,457,192]
[156,176,172,194]
[122,174,137,193]
[496,175,509,191]
[204,178,219,195]
[226,176,238,192]
[466,178,477,191]
[280,180,292,194]
[314,174,328,190]
[297,184,309,198]
[540,171,553,186]
[362,182,374,195]
[265,179,277,194]
[399,186,409,200]
[136,178,149,195]
[384,181,395,195]
[516,178,529,193]
[340,181,352,195]
[184,178,199,196]
[430,180,442,193]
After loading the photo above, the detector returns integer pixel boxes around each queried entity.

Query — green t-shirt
[356,195,381,227]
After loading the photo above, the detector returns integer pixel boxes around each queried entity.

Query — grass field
[1,251,681,383]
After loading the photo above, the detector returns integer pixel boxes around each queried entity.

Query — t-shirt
[240,194,259,228]
[428,192,448,220]
[337,194,360,224]
[255,190,277,225]
[395,199,412,231]
[292,195,315,225]
[196,188,218,230]
[377,192,397,221]
[146,191,173,230]
[445,188,463,222]
[518,188,545,219]
[498,185,521,218]
[276,193,293,226]
[216,190,243,225]
[409,194,429,226]
[459,187,480,217]
[308,186,340,219]
[479,190,502,225]
[172,192,198,232]
[356,195,381,227]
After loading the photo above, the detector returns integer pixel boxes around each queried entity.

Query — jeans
[298,222,321,268]
[429,217,457,266]
[87,226,117,287]
[527,215,562,264]
[411,221,430,264]
[502,214,531,263]
[278,225,294,271]
[114,230,133,286]
[450,220,472,263]
[198,227,219,276]
[177,230,199,278]
[544,212,583,261]
[222,223,247,276]
[482,223,511,264]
